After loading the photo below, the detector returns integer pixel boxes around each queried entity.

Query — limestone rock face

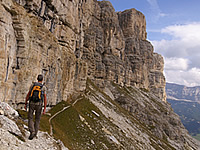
[118,8,147,40]
[0,0,87,107]
[0,0,166,108]
[118,9,166,101]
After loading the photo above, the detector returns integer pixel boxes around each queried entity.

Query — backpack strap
[29,82,36,98]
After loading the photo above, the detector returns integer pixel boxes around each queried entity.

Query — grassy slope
[193,134,200,141]
[17,100,121,150]
[45,80,178,149]
[49,98,122,149]
[17,80,192,149]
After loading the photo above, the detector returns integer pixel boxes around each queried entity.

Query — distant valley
[166,83,200,140]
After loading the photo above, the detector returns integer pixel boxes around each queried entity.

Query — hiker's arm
[43,94,47,114]
[24,91,31,110]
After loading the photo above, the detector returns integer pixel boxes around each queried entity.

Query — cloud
[146,0,159,10]
[164,57,189,71]
[152,39,188,58]
[146,0,168,22]
[153,22,200,63]
[165,68,200,87]
[159,13,168,17]
[151,22,200,87]
[161,22,200,42]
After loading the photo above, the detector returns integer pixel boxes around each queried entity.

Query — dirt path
[49,106,70,135]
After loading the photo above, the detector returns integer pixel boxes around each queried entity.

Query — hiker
[24,74,47,140]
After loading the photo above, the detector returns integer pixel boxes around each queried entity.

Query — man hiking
[24,74,47,140]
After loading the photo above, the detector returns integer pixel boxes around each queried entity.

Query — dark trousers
[28,102,42,135]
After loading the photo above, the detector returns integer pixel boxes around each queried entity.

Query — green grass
[17,109,28,120]
[192,134,200,141]
[50,97,120,150]
[40,115,51,133]
[52,107,86,149]
[48,101,70,116]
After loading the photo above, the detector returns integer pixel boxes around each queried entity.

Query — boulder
[0,115,21,136]
[0,109,4,115]
[0,102,19,118]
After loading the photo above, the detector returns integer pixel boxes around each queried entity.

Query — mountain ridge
[166,82,200,103]
[166,82,200,140]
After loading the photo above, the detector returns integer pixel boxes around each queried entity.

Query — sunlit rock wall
[0,0,166,108]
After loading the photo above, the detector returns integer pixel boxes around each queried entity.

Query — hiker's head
[37,74,43,82]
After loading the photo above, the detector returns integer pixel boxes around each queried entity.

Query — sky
[107,0,200,87]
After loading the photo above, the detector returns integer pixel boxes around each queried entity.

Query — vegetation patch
[192,134,200,141]
[50,96,120,150]
[40,115,51,133]
[140,88,149,93]
[17,109,28,120]
[48,101,70,116]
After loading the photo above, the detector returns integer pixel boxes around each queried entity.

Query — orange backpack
[29,83,44,102]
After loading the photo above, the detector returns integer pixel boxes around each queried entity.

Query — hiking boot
[35,134,38,139]
[28,133,36,140]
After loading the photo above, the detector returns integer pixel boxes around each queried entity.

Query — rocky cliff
[0,0,166,108]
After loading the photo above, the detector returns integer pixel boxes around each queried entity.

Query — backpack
[29,82,44,102]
